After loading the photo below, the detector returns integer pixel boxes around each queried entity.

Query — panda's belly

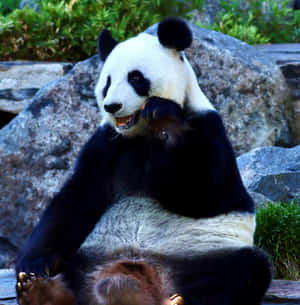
[81,196,255,257]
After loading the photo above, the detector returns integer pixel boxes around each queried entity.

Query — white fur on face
[95,33,214,132]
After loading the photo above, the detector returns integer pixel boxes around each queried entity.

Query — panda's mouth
[115,110,141,129]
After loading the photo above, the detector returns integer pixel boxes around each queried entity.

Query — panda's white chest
[81,197,255,257]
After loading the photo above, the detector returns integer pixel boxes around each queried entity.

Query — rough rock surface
[249,191,273,208]
[0,22,291,266]
[238,145,300,203]
[0,62,73,114]
[147,23,291,154]
[0,56,102,266]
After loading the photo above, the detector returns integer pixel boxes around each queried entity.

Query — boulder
[0,56,102,267]
[237,145,300,203]
[0,22,292,266]
[249,191,273,208]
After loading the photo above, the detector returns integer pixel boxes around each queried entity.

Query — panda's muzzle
[115,110,140,129]
[115,103,146,129]
[104,102,139,129]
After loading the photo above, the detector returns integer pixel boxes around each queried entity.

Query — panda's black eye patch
[128,70,150,97]
[102,75,111,98]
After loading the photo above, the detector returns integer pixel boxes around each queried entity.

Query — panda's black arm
[184,110,253,214]
[16,124,122,276]
[145,98,253,218]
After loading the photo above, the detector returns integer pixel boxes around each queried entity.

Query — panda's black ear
[98,29,118,62]
[157,17,192,51]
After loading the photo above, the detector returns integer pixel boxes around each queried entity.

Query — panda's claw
[17,281,22,292]
[18,272,27,281]
[17,273,76,305]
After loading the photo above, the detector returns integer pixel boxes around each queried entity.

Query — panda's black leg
[170,247,272,305]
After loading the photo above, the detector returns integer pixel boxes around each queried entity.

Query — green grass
[255,201,300,280]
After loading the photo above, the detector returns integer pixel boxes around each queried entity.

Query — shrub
[203,0,300,44]
[255,201,300,280]
[208,12,270,45]
[0,0,21,16]
[0,0,204,61]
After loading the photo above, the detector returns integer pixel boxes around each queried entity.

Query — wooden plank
[267,280,300,299]
[0,269,300,305]
[0,300,16,305]
[255,43,300,65]
[256,43,300,53]
[0,270,16,300]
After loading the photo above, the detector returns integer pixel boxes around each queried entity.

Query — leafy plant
[204,0,300,44]
[0,0,21,15]
[153,0,205,18]
[255,201,300,280]
[0,0,204,61]
[207,12,270,45]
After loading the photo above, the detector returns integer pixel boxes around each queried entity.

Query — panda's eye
[128,70,144,84]
[128,70,150,97]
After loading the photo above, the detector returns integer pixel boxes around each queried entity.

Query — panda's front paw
[141,96,184,125]
[17,272,76,305]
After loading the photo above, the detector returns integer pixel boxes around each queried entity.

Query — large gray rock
[0,22,291,266]
[0,56,102,266]
[238,145,300,203]
[147,23,291,154]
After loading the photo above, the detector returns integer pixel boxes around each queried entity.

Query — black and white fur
[16,17,272,305]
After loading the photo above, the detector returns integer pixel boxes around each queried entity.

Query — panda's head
[95,17,213,136]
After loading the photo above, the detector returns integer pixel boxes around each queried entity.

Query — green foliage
[205,0,300,44]
[208,12,270,45]
[255,201,300,280]
[0,0,156,61]
[0,0,21,15]
[153,0,205,19]
[0,0,204,61]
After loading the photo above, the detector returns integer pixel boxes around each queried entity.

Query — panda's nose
[104,103,122,114]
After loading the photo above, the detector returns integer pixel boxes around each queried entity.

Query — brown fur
[88,260,172,305]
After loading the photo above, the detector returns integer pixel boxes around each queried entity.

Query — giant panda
[15,17,272,305]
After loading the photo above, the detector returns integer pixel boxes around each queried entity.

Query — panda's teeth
[115,110,142,129]
[116,114,134,127]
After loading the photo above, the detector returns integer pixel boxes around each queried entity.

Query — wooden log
[1,269,300,305]
[256,43,300,144]
[256,43,300,65]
